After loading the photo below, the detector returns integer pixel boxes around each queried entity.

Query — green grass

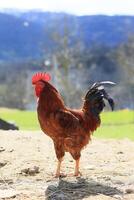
[94,110,134,140]
[94,124,134,140]
[100,110,134,124]
[0,108,134,140]
[0,108,39,130]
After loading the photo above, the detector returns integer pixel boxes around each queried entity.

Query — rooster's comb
[32,72,51,85]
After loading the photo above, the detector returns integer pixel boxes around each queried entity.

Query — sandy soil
[0,130,134,200]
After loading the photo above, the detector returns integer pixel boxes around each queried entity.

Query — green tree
[116,35,134,108]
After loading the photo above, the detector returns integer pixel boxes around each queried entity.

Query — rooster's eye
[35,81,45,97]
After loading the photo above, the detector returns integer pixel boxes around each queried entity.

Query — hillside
[0,11,134,60]
[0,10,134,110]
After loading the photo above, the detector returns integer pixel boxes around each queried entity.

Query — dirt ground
[0,130,134,200]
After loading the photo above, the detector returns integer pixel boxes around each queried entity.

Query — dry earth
[0,131,134,200]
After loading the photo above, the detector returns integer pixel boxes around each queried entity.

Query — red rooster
[32,72,115,177]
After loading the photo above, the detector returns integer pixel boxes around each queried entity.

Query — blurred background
[0,0,134,110]
[0,0,134,111]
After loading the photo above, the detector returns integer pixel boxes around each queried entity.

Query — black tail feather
[85,81,115,116]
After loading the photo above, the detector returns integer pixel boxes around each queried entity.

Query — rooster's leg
[55,157,64,177]
[74,158,81,176]
[53,140,65,177]
[70,151,81,176]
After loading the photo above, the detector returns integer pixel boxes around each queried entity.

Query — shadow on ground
[45,177,123,200]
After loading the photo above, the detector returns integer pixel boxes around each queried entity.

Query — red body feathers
[32,72,101,161]
[32,72,114,178]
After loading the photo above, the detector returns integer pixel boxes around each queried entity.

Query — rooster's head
[32,72,51,97]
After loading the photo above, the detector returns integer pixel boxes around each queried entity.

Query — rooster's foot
[74,171,82,177]
[68,171,82,177]
[54,173,67,178]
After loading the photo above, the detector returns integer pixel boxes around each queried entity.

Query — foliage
[116,35,134,84]
[114,35,134,109]
[0,14,134,109]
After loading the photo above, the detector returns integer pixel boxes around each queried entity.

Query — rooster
[32,72,115,177]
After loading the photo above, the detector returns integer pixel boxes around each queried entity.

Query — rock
[8,149,14,152]
[55,193,70,200]
[28,168,37,175]
[0,162,7,168]
[125,188,134,194]
[47,185,57,191]
[117,151,124,154]
[104,176,111,181]
[0,118,19,130]
[21,168,29,174]
[0,147,5,152]
[28,166,39,175]
[21,166,40,176]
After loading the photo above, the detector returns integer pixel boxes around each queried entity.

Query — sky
[0,0,134,16]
